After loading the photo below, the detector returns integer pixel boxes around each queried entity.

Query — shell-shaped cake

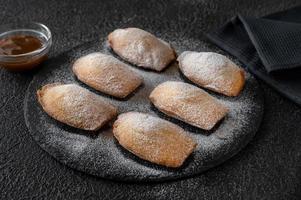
[108,27,176,71]
[73,52,143,98]
[178,51,245,96]
[113,112,196,168]
[37,83,117,131]
[149,81,228,130]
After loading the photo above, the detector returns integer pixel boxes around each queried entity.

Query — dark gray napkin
[207,6,301,106]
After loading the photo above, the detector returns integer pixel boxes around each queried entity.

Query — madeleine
[178,51,245,96]
[108,27,176,71]
[113,112,196,168]
[149,81,228,130]
[37,83,117,131]
[73,52,142,98]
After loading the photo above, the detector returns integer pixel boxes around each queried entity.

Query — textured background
[0,0,300,199]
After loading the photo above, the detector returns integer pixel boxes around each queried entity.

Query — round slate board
[24,34,264,182]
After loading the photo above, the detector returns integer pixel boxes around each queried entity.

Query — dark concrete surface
[0,0,300,199]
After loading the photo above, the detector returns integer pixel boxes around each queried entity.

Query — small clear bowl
[0,22,52,71]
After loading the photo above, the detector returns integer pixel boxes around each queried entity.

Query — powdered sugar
[24,36,263,181]
[109,28,176,71]
[39,83,117,131]
[150,81,228,130]
[178,51,245,96]
[73,52,142,98]
[113,112,196,167]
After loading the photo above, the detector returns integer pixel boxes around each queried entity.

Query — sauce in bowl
[0,22,52,71]
[0,35,43,55]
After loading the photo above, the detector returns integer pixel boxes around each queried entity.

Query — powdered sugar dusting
[39,83,117,131]
[109,28,176,71]
[150,81,228,130]
[113,112,196,168]
[24,36,263,181]
[73,52,142,98]
[178,51,244,96]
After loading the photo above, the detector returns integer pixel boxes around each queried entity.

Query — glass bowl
[0,22,52,71]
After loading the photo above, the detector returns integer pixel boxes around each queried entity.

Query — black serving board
[24,34,263,182]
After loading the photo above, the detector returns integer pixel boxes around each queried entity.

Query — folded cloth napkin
[207,6,301,106]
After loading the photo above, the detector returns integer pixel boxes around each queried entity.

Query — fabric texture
[207,6,301,106]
